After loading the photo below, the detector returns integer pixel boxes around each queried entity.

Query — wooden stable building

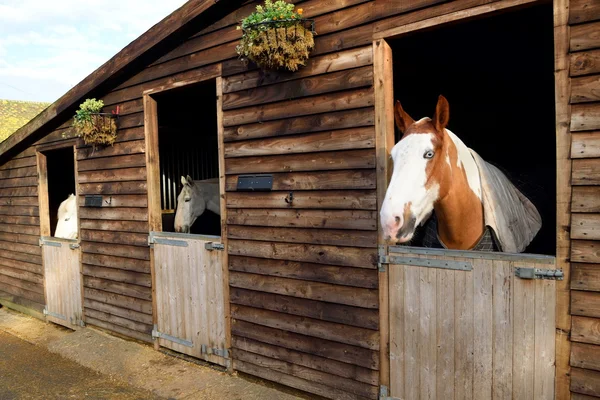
[0,0,598,398]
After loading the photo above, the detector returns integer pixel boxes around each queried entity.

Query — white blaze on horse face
[174,183,205,234]
[381,133,440,242]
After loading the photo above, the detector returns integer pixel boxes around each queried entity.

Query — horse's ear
[186,175,194,186]
[394,100,414,134]
[181,176,187,186]
[433,95,450,134]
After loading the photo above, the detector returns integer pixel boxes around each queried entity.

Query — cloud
[0,0,188,102]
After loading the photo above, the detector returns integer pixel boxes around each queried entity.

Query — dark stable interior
[390,4,556,255]
[45,147,76,237]
[155,79,221,236]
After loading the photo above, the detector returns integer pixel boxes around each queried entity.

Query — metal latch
[205,242,225,251]
[43,307,67,321]
[201,344,230,358]
[515,267,564,280]
[378,255,472,272]
[69,243,80,250]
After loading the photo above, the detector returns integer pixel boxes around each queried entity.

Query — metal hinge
[43,307,67,321]
[378,255,472,271]
[379,385,401,400]
[201,344,230,358]
[39,238,61,247]
[152,325,193,347]
[69,243,80,250]
[148,234,189,248]
[205,242,225,251]
[515,267,564,280]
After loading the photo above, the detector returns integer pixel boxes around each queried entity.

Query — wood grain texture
[573,316,600,346]
[570,0,600,25]
[572,132,600,157]
[571,76,600,103]
[572,103,600,131]
[227,208,376,230]
[571,21,600,52]
[572,263,600,291]
[226,190,377,210]
[226,170,376,191]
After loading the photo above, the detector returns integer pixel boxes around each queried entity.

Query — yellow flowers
[297,8,303,15]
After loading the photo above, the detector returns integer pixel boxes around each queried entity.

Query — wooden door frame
[373,0,571,397]
[142,64,231,366]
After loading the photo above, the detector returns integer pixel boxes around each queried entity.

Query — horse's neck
[193,181,221,216]
[434,130,485,250]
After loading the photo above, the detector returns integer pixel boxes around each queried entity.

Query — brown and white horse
[380,95,540,251]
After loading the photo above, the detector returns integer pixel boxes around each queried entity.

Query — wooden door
[151,232,228,367]
[41,237,83,329]
[387,246,557,400]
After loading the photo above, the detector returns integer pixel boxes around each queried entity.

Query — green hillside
[0,99,50,142]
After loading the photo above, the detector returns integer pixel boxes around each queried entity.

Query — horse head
[174,175,206,234]
[54,193,78,239]
[380,95,483,247]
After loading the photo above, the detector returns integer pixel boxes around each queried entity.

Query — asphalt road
[0,331,162,400]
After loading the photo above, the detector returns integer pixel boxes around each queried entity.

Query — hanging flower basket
[72,99,119,150]
[236,1,315,72]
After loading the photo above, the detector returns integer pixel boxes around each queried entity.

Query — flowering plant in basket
[72,98,118,150]
[236,0,315,72]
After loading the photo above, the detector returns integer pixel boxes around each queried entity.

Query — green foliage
[236,0,313,72]
[72,98,117,148]
[0,99,50,142]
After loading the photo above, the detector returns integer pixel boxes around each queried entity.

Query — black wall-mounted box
[236,174,273,191]
[84,195,103,207]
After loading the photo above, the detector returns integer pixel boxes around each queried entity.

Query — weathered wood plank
[79,219,148,233]
[228,225,376,248]
[83,276,151,301]
[0,279,44,304]
[572,290,600,318]
[0,249,42,265]
[0,273,43,295]
[77,154,146,172]
[573,213,600,240]
[572,132,600,158]
[571,49,600,76]
[82,253,149,273]
[570,0,600,25]
[77,167,147,184]
[572,103,600,131]
[0,206,39,217]
[84,298,153,325]
[0,256,42,274]
[0,186,38,198]
[0,223,40,236]
[226,170,376,191]
[572,316,600,345]
[230,287,378,330]
[571,367,600,397]
[84,316,151,342]
[78,181,147,195]
[229,271,377,309]
[83,265,151,287]
[80,229,148,247]
[76,140,145,160]
[232,304,378,351]
[235,349,377,399]
[572,342,600,373]
[223,88,374,127]
[0,156,36,171]
[232,319,378,370]
[223,46,373,93]
[0,231,39,245]
[0,166,37,180]
[0,197,39,207]
[572,263,600,291]
[571,76,600,103]
[573,240,600,263]
[81,241,149,261]
[228,256,377,289]
[573,187,600,212]
[226,190,377,210]
[571,21,600,52]
[224,128,375,158]
[225,149,375,175]
[233,336,378,386]
[0,265,42,285]
[0,240,40,256]
[79,207,148,222]
[223,66,373,110]
[228,240,377,269]
[224,107,374,142]
[84,287,152,314]
[227,209,376,230]
[573,159,600,184]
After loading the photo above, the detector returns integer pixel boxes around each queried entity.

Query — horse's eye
[184,197,191,202]
[424,150,435,159]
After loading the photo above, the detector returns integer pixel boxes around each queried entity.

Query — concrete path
[0,307,305,400]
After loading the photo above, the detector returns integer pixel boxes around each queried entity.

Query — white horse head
[174,175,220,234]
[55,194,78,239]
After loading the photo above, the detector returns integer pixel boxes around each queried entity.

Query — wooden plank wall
[0,147,44,315]
[568,1,600,398]
[0,0,578,398]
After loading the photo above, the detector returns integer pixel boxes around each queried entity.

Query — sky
[0,0,188,103]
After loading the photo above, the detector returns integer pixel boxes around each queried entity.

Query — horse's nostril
[395,216,401,224]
